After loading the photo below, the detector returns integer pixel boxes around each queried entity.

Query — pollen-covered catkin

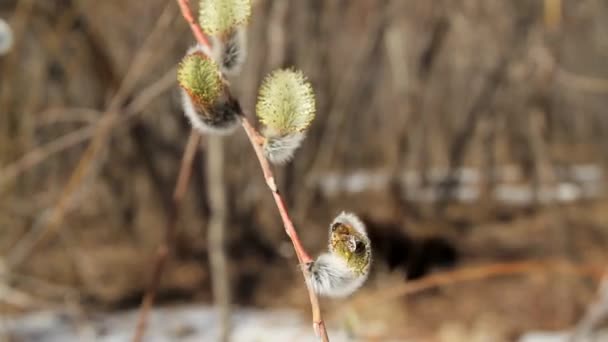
[307,212,372,298]
[256,69,316,165]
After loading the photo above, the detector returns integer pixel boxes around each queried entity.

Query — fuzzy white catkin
[0,19,13,56]
[307,212,372,298]
[263,132,305,164]
[211,27,247,76]
[180,44,240,135]
[180,89,240,135]
[308,253,370,298]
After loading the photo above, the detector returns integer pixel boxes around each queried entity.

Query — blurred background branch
[206,135,231,342]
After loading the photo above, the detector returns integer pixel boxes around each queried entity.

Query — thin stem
[176,0,210,49]
[133,131,201,342]
[240,117,312,264]
[240,116,328,341]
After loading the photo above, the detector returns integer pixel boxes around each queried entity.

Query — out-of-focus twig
[132,3,213,341]
[350,260,605,311]
[0,66,177,190]
[206,136,231,342]
[1,3,178,269]
[3,67,177,269]
[557,67,608,94]
[132,131,201,342]
[570,271,608,341]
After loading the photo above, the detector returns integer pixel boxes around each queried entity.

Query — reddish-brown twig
[176,0,210,48]
[240,117,328,341]
[132,131,201,342]
[240,118,312,263]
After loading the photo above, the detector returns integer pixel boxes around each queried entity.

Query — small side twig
[132,131,201,342]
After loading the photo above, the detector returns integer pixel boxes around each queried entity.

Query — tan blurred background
[1,0,608,341]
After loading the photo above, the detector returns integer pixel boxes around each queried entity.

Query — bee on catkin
[307,212,372,298]
[256,69,316,164]
[178,45,241,134]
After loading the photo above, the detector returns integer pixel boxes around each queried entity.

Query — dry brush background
[1,0,608,340]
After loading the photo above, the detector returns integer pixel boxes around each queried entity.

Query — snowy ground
[2,306,352,342]
[3,306,608,341]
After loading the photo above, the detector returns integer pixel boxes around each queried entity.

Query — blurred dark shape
[364,218,459,280]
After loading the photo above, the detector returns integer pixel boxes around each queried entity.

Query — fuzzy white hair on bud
[307,253,370,298]
[307,212,372,298]
[0,19,13,56]
[211,27,247,76]
[263,132,305,165]
[180,89,240,135]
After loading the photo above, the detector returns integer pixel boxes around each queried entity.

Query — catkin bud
[256,69,316,164]
[0,18,13,56]
[308,212,372,298]
[178,45,241,134]
[210,26,247,76]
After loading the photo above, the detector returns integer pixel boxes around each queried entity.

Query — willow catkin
[256,69,316,164]
[307,212,372,298]
[178,45,241,134]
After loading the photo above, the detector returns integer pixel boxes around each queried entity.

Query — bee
[307,212,372,298]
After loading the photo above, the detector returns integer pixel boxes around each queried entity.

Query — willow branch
[175,1,328,340]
